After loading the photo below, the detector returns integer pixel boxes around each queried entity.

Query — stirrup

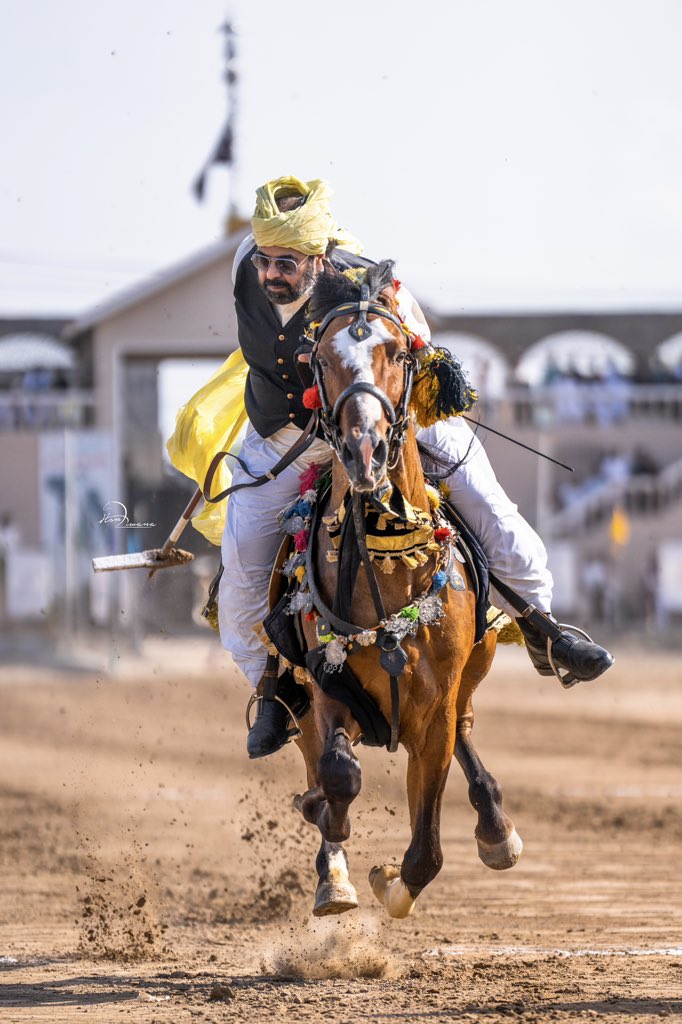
[245,693,303,742]
[546,622,595,689]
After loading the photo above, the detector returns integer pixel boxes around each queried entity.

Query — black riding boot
[246,669,310,760]
[517,617,614,685]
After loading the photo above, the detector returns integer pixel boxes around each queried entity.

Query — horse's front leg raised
[303,694,362,843]
[293,693,362,915]
[294,786,359,914]
[370,713,455,919]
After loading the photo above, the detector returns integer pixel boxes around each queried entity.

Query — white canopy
[0,334,75,373]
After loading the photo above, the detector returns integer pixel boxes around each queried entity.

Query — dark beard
[261,263,316,305]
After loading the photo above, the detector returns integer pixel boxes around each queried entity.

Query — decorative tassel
[431,570,448,593]
[434,527,452,542]
[410,335,427,351]
[425,484,441,511]
[411,348,478,427]
[294,529,309,552]
[304,610,317,622]
[399,605,420,622]
[496,619,526,646]
[201,602,220,632]
[302,385,323,410]
[299,463,322,493]
[354,631,376,647]
[342,267,368,286]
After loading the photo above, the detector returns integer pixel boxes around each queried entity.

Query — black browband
[312,297,409,347]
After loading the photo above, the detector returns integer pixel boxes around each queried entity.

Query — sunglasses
[250,251,310,276]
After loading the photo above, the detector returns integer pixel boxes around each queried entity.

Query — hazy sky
[3,0,682,317]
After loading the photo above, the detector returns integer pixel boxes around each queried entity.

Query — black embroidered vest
[233,244,373,438]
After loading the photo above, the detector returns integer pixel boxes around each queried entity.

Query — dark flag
[192,20,238,203]
[193,121,234,201]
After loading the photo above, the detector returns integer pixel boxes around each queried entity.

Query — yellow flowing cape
[166,347,248,546]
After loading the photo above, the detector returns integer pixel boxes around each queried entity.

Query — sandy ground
[0,634,680,1023]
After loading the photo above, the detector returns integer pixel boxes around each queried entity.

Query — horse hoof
[369,865,415,919]
[476,828,523,870]
[313,880,359,917]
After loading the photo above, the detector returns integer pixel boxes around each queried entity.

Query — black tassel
[412,348,478,426]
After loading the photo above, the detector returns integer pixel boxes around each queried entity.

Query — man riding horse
[214,175,613,758]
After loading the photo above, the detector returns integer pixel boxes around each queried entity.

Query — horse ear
[378,281,398,312]
[370,258,398,311]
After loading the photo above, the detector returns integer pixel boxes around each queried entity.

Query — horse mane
[308,259,396,324]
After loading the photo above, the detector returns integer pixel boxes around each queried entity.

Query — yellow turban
[251,176,363,255]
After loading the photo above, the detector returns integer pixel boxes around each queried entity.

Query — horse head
[309,260,414,493]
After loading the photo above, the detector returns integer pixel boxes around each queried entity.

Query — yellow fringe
[425,483,441,511]
[486,606,526,646]
[497,620,526,646]
[411,366,442,428]
[201,602,220,632]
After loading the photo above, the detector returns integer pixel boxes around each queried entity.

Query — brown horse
[289,260,522,919]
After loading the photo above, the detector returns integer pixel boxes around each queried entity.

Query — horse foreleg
[370,717,455,919]
[292,693,360,916]
[312,696,362,844]
[454,723,522,870]
[312,840,359,916]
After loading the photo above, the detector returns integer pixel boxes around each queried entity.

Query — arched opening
[656,332,682,378]
[431,331,509,399]
[515,331,634,387]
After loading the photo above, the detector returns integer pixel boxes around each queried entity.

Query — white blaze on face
[332,320,392,430]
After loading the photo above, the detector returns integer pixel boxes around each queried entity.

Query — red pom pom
[411,335,427,351]
[302,385,323,409]
[294,529,309,552]
[304,610,317,622]
[393,278,402,291]
[299,463,321,494]
[434,527,452,542]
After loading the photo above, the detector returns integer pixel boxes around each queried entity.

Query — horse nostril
[372,439,387,468]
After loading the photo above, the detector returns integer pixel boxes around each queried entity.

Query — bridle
[304,282,424,751]
[309,284,415,471]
